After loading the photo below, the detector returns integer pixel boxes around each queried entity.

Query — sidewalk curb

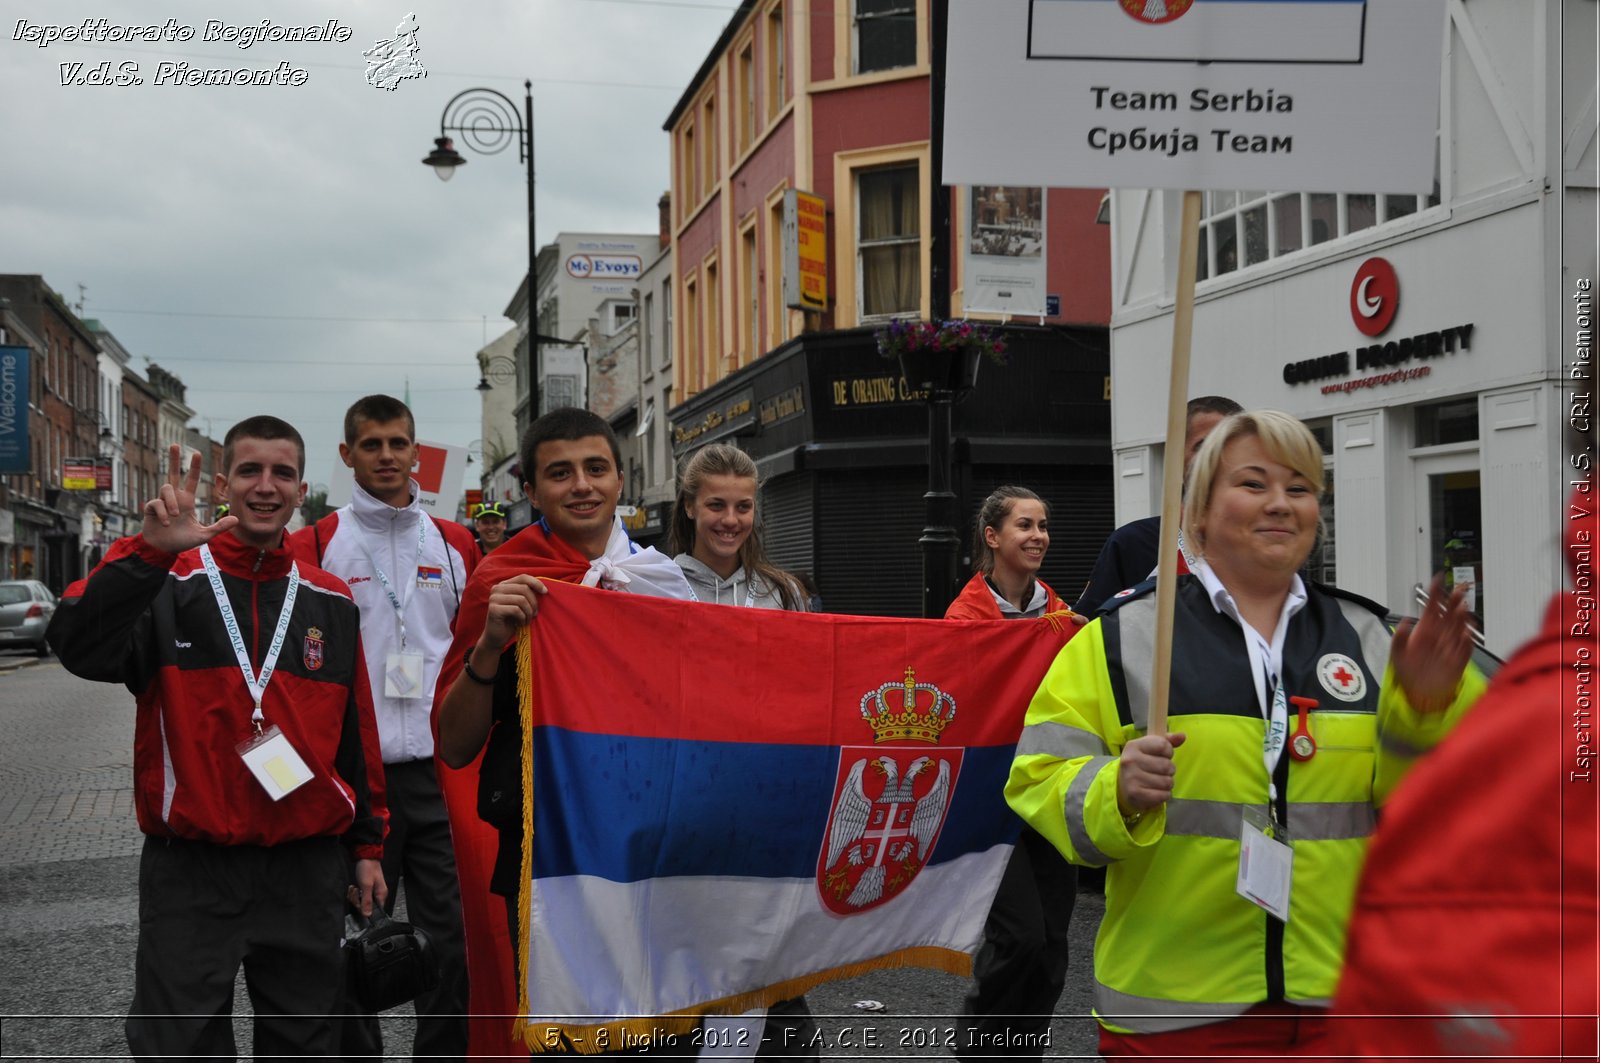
[0,656,49,675]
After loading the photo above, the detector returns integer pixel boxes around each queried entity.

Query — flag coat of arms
[507,583,1074,1049]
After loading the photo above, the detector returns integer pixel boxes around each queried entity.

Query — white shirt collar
[1189,558,1308,718]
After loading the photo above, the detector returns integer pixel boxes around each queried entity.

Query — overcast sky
[1,0,735,488]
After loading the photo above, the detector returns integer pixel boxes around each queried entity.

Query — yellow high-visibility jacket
[1006,577,1484,1035]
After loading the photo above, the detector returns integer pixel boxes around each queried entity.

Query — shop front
[669,325,1112,617]
[1108,201,1561,654]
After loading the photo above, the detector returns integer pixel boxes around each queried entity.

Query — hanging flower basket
[875,319,1006,394]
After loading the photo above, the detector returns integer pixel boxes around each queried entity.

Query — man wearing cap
[474,502,508,554]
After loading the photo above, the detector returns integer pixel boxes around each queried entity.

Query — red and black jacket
[48,532,387,858]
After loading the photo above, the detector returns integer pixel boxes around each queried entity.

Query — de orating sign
[0,346,30,475]
[944,0,1446,194]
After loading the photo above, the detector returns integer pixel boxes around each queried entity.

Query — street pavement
[0,654,1105,1060]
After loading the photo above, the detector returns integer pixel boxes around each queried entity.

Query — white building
[1103,0,1596,655]
[534,231,655,413]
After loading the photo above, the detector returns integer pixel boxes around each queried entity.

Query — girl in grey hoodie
[668,442,816,1054]
[669,443,808,611]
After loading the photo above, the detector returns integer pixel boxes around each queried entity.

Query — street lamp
[476,355,518,393]
[478,336,588,405]
[423,81,540,419]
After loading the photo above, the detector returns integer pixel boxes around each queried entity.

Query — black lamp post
[423,81,540,421]
[919,0,960,619]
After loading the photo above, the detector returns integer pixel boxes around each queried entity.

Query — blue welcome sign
[0,346,31,474]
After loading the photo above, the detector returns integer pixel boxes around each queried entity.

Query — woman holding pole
[1005,410,1483,1058]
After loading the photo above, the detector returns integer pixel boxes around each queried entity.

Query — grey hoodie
[673,553,802,611]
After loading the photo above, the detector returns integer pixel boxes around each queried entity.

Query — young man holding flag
[436,407,693,1053]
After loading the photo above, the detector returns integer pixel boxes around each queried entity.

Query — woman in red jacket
[947,485,1070,620]
[947,485,1081,1060]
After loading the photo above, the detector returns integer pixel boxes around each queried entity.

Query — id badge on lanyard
[1235,663,1293,921]
[365,520,428,699]
[201,545,315,801]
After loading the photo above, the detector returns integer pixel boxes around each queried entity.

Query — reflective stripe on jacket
[1006,576,1485,1035]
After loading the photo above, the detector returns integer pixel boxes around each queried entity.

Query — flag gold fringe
[513,628,537,1050]
[1041,607,1081,634]
[516,945,973,1053]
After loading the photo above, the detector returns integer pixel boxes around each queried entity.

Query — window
[545,374,579,412]
[641,293,654,375]
[857,164,920,319]
[766,4,786,121]
[684,273,700,393]
[609,302,636,335]
[661,277,673,369]
[1198,187,1442,281]
[855,0,916,74]
[705,257,723,371]
[702,96,718,200]
[737,41,756,153]
[1415,397,1479,447]
[767,192,787,348]
[740,222,760,364]
[681,121,697,212]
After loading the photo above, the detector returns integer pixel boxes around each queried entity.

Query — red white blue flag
[507,584,1074,1050]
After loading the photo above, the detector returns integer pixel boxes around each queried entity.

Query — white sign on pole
[944,0,1446,194]
[963,186,1049,317]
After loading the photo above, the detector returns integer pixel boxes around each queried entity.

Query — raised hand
[1390,573,1475,714]
[141,444,237,555]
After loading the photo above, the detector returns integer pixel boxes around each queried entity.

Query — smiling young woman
[667,444,804,611]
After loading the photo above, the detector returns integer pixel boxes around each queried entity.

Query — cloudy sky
[1,0,735,488]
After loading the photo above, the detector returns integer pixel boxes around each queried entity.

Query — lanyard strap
[1247,628,1289,804]
[200,544,299,726]
[1261,672,1288,804]
[357,514,428,650]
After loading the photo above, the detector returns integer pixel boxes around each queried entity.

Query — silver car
[0,580,56,656]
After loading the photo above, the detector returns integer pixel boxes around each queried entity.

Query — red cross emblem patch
[1316,653,1366,702]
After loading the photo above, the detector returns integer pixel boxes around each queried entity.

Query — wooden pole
[1147,189,1203,737]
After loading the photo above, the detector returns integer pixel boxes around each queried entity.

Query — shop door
[1413,452,1484,629]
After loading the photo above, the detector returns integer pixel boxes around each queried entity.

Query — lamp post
[423,81,540,421]
[917,0,960,619]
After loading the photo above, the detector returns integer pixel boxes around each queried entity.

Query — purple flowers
[875,319,1008,365]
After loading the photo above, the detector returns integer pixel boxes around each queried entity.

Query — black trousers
[125,835,347,1062]
[958,825,1077,1063]
[340,758,469,1061]
[501,895,818,1058]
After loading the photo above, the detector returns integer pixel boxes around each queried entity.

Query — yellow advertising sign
[783,189,828,312]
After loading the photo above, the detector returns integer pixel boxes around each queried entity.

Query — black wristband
[462,650,497,686]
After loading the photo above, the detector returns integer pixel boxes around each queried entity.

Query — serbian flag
[1028,0,1368,64]
[506,583,1073,1051]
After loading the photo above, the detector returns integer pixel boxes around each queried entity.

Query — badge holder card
[238,725,314,801]
[1236,805,1293,922]
[385,651,426,699]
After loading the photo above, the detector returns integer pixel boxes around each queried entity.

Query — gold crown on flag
[859,667,956,744]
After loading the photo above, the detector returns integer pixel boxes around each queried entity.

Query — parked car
[0,580,57,656]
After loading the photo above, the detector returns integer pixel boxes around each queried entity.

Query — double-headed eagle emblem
[817,668,962,914]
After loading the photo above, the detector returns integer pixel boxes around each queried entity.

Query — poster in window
[962,186,1047,318]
